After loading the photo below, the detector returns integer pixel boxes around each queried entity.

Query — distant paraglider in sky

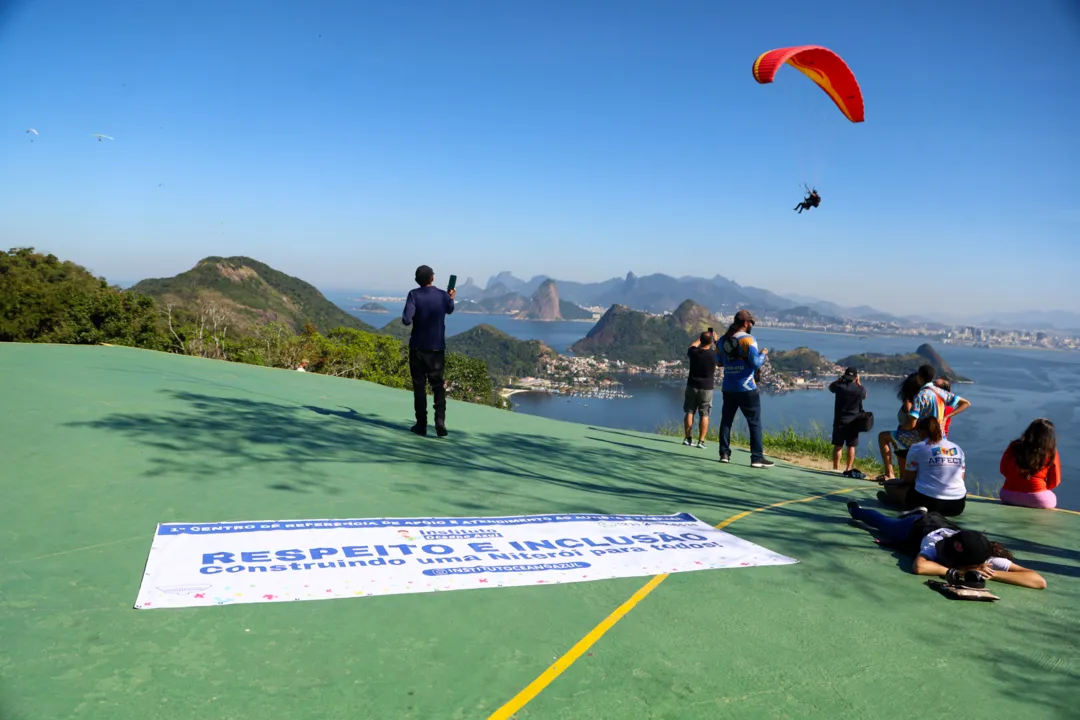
[26,128,38,141]
[91,133,114,142]
[752,45,863,211]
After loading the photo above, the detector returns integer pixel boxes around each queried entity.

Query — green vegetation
[570,299,713,365]
[379,317,412,343]
[768,346,836,375]
[2,248,506,410]
[446,324,555,382]
[657,420,887,477]
[458,293,527,314]
[836,343,969,382]
[656,420,1001,496]
[0,248,165,348]
[558,299,593,320]
[133,255,375,335]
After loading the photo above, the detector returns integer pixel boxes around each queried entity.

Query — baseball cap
[843,367,859,379]
[735,309,756,325]
[936,530,993,568]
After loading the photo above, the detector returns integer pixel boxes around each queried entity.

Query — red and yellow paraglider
[752,45,864,123]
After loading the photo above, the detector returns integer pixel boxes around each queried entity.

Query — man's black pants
[409,348,446,428]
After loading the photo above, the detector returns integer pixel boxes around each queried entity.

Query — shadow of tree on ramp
[68,389,864,522]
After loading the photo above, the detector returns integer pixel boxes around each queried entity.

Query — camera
[946,568,986,589]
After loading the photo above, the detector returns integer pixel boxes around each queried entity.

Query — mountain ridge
[569,299,714,365]
[133,256,376,335]
[449,271,1077,331]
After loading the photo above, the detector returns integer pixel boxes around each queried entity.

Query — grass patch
[657,419,1002,497]
[658,419,886,476]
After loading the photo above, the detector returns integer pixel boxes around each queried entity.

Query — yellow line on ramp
[486,486,861,720]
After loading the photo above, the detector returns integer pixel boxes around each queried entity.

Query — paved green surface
[1,343,1078,719]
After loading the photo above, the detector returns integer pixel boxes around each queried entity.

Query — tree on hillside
[163,298,234,359]
[0,247,164,348]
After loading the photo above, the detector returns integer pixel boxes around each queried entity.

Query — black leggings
[906,488,966,517]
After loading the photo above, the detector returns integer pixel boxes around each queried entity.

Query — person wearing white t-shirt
[845,502,1047,589]
[881,415,967,516]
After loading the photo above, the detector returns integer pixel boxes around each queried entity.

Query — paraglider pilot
[794,189,820,214]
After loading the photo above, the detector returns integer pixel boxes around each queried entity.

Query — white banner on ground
[134,512,797,610]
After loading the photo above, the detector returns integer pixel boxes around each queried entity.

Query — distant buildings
[736,310,1080,351]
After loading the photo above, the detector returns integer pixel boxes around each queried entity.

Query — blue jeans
[851,506,919,545]
[719,390,764,462]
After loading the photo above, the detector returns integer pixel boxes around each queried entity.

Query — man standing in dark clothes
[829,367,867,477]
[682,330,718,448]
[402,265,456,437]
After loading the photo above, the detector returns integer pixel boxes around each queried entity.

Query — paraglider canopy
[752,45,864,123]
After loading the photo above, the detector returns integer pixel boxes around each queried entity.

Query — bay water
[345,304,1079,510]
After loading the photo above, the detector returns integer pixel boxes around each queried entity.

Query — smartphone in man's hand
[447,274,457,292]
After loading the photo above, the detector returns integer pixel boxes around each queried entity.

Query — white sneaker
[683,438,693,446]
[751,460,775,469]
[694,441,706,449]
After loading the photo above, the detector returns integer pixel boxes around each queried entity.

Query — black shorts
[831,422,860,447]
[907,488,966,517]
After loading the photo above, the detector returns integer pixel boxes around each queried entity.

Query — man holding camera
[682,329,718,448]
[402,264,456,437]
[829,367,867,477]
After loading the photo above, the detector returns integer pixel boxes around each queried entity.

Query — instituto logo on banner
[134,513,798,609]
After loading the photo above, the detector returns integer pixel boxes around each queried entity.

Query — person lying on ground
[846,502,1047,589]
[880,416,968,516]
[1000,418,1061,510]
[877,372,924,481]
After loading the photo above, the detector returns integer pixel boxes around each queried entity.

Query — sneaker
[846,501,861,519]
[683,438,693,446]
[751,460,775,469]
[409,424,427,437]
[435,425,448,438]
[694,441,706,449]
[897,506,928,519]
[719,454,730,463]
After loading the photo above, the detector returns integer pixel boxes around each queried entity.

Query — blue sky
[2,0,1078,316]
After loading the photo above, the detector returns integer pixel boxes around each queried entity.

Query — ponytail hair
[989,542,1014,562]
[896,372,921,403]
[917,415,943,444]
[721,321,741,341]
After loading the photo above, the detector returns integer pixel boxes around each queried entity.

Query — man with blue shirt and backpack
[717,309,774,468]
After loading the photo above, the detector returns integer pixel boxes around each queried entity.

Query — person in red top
[999,418,1061,509]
